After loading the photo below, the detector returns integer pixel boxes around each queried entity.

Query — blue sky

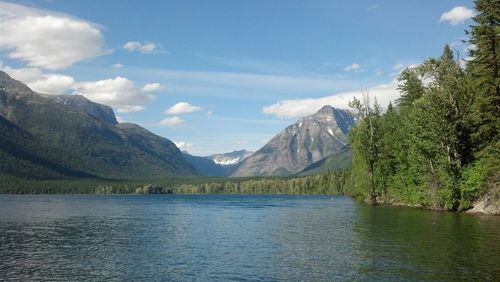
[0,0,475,155]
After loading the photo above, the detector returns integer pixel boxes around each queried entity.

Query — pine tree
[396,68,425,108]
[467,0,500,150]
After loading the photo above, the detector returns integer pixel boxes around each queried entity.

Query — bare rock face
[231,105,355,177]
[47,95,118,124]
[468,184,500,215]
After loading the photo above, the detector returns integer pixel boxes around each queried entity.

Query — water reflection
[353,204,500,281]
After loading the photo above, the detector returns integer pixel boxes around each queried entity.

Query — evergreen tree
[467,0,500,150]
[396,68,425,108]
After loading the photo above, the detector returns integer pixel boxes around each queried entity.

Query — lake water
[0,195,499,281]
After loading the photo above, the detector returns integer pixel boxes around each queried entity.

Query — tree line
[0,172,350,195]
[348,0,498,211]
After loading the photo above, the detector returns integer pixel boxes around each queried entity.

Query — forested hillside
[348,0,499,212]
[0,71,196,180]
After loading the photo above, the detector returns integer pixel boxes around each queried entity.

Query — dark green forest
[0,172,349,195]
[348,0,499,211]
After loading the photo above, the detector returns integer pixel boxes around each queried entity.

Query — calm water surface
[0,195,499,281]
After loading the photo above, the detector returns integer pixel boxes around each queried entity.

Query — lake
[0,195,499,281]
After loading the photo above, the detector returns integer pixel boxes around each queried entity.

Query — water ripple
[0,195,499,281]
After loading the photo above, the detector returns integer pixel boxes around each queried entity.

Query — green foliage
[348,16,499,211]
[467,0,500,151]
[0,173,351,195]
[297,145,352,176]
[459,162,487,210]
[396,69,425,108]
[349,93,382,204]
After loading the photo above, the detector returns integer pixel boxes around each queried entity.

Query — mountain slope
[183,153,228,176]
[231,106,355,177]
[0,114,97,179]
[297,145,352,176]
[0,71,196,180]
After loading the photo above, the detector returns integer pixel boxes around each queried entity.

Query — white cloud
[440,6,475,26]
[116,105,146,113]
[111,63,123,69]
[165,102,203,115]
[211,116,288,125]
[174,141,193,150]
[0,2,108,69]
[141,82,164,92]
[345,63,363,72]
[161,116,185,127]
[206,110,213,116]
[137,68,360,95]
[1,64,74,94]
[123,41,158,54]
[262,79,400,119]
[375,68,384,76]
[73,77,157,112]
[367,4,379,11]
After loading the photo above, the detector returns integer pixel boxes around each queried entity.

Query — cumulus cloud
[174,141,193,150]
[1,64,74,94]
[0,2,108,69]
[161,116,185,127]
[111,63,123,69]
[123,41,158,54]
[165,102,203,115]
[440,6,475,25]
[345,63,363,72]
[141,82,164,92]
[262,79,400,119]
[73,77,161,113]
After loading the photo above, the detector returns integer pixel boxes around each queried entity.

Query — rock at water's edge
[468,184,500,215]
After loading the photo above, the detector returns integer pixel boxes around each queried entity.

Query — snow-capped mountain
[207,150,253,166]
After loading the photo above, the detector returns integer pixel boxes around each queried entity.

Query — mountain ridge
[0,71,196,180]
[231,105,356,177]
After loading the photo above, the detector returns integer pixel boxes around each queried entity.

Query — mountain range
[181,150,252,176]
[0,70,354,180]
[0,71,195,180]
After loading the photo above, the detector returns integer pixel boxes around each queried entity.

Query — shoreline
[2,191,498,216]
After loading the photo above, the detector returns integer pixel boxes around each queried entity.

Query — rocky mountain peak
[0,71,34,97]
[315,105,336,116]
[231,105,356,177]
[312,105,354,135]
